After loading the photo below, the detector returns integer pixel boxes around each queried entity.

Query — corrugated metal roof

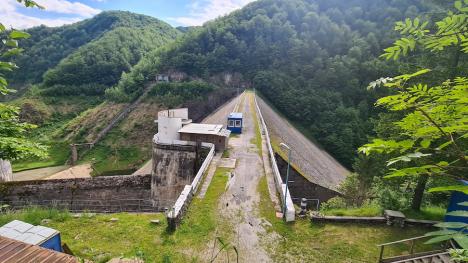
[0,236,77,263]
[228,112,243,119]
[0,220,59,245]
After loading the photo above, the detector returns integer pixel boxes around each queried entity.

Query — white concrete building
[154,108,192,144]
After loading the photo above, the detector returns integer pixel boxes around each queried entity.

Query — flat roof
[178,123,224,135]
[0,236,77,263]
[228,112,243,119]
[0,220,58,246]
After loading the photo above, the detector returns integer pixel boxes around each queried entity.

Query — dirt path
[257,96,349,190]
[46,164,92,179]
[12,165,70,181]
[215,92,272,262]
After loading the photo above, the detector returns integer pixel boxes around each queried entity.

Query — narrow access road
[257,96,349,190]
[216,92,272,262]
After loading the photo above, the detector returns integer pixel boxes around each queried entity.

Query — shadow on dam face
[274,153,340,206]
[151,142,209,210]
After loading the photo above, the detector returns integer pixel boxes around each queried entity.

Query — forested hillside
[107,0,444,167]
[7,11,181,95]
[7,11,182,173]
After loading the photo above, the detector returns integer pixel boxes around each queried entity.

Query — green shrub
[320,197,347,211]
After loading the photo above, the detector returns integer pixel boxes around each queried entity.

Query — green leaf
[420,139,431,148]
[446,211,468,217]
[429,185,468,194]
[0,23,5,32]
[425,229,458,236]
[455,1,463,10]
[9,30,30,39]
[425,234,454,244]
[3,39,18,48]
[454,234,468,249]
[434,222,468,229]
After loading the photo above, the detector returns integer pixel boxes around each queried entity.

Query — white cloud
[169,0,256,26]
[37,0,101,17]
[0,0,100,29]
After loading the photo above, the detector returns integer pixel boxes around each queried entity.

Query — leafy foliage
[110,0,442,167]
[359,0,467,249]
[6,11,181,95]
[0,0,47,160]
[383,1,468,59]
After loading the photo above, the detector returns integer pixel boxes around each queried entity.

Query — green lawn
[0,167,231,263]
[248,91,263,156]
[321,206,446,221]
[256,176,437,263]
[12,142,70,172]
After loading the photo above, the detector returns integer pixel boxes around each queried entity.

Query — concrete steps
[384,251,452,263]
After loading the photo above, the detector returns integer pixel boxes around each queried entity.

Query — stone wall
[275,153,340,206]
[0,174,154,212]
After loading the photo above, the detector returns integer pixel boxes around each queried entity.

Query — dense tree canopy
[109,0,447,167]
[6,11,181,95]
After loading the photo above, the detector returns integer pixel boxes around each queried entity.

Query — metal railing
[377,235,448,263]
[253,93,295,221]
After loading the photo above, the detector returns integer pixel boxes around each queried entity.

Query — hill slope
[108,0,443,167]
[9,11,182,172]
[7,11,181,95]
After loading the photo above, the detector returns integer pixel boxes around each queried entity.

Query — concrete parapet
[253,94,295,221]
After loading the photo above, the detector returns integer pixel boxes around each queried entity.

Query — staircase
[387,251,451,263]
[378,236,453,263]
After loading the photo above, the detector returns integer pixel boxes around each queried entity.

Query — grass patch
[222,148,230,158]
[81,144,145,176]
[248,91,263,156]
[256,175,436,262]
[403,206,446,221]
[0,167,231,262]
[321,205,383,217]
[321,205,445,221]
[12,142,70,172]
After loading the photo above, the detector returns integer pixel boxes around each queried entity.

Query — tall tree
[0,0,47,167]
[360,1,468,210]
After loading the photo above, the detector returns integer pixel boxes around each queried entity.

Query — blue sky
[1,0,256,29]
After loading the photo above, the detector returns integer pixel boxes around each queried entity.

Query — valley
[0,0,466,262]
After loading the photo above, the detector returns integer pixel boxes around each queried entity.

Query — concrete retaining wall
[253,94,295,221]
[0,174,155,212]
[275,154,339,204]
[167,142,215,230]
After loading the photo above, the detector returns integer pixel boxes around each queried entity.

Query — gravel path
[217,92,272,262]
[256,96,349,191]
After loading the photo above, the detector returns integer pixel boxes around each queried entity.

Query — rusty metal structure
[0,236,77,262]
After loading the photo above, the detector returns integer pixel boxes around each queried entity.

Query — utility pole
[280,142,291,220]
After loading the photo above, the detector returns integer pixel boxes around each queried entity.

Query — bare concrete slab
[218,158,236,168]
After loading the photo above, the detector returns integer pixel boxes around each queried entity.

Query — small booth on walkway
[227,112,243,134]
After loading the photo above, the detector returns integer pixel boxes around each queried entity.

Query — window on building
[235,120,242,127]
[228,120,235,127]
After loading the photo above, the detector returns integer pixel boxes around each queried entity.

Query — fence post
[379,246,384,262]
